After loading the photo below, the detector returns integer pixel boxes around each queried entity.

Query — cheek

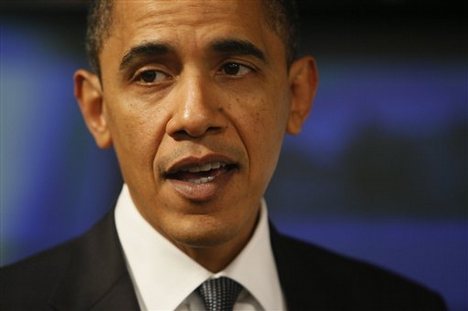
[105,98,168,180]
[231,93,289,179]
[245,94,289,144]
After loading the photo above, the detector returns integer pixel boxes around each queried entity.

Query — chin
[168,215,240,248]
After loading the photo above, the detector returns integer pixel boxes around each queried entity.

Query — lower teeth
[188,176,215,184]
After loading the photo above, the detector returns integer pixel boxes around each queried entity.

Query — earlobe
[286,56,319,135]
[74,69,112,149]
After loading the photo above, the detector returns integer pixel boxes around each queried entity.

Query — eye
[135,69,170,84]
[219,62,253,76]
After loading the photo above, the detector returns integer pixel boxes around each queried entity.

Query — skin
[75,0,318,272]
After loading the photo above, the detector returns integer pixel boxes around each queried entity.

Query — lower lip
[167,169,235,202]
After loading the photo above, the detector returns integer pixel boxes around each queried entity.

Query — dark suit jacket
[1,211,446,310]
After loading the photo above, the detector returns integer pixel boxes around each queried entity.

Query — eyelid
[131,67,172,85]
[217,60,257,76]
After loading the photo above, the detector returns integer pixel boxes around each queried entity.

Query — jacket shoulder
[272,231,446,310]
[1,211,137,311]
[0,239,76,309]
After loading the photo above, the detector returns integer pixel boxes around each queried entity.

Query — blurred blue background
[1,2,467,310]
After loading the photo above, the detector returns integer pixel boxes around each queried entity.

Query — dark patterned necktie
[196,277,243,311]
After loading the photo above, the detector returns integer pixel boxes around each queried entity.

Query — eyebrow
[119,38,266,72]
[119,42,172,71]
[210,39,266,63]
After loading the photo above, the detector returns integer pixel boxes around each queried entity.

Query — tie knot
[196,277,243,311]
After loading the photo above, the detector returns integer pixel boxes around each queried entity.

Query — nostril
[165,94,228,139]
[171,126,224,140]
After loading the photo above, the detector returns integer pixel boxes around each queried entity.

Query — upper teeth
[182,162,225,173]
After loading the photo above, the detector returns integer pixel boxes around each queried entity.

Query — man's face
[78,0,315,253]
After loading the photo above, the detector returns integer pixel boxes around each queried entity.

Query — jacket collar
[49,211,139,310]
[269,223,346,310]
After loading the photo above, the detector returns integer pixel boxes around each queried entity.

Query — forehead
[114,0,265,22]
[104,0,282,60]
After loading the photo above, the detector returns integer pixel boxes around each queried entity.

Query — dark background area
[1,1,467,310]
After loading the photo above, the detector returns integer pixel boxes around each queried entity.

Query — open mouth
[164,161,237,184]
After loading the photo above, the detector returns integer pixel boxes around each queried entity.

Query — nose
[166,74,227,139]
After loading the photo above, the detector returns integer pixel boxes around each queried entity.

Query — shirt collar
[219,197,285,311]
[115,184,284,311]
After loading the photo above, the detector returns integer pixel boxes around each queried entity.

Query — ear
[286,56,319,135]
[74,69,112,149]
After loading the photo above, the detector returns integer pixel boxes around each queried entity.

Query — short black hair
[85,0,299,75]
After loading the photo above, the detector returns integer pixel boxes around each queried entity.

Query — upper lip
[164,154,238,177]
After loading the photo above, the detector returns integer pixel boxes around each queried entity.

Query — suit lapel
[270,224,310,310]
[269,223,346,311]
[49,211,139,310]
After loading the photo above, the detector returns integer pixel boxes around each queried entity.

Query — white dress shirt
[115,184,286,311]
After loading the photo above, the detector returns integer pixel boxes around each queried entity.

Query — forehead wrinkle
[117,0,235,34]
[111,1,273,42]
